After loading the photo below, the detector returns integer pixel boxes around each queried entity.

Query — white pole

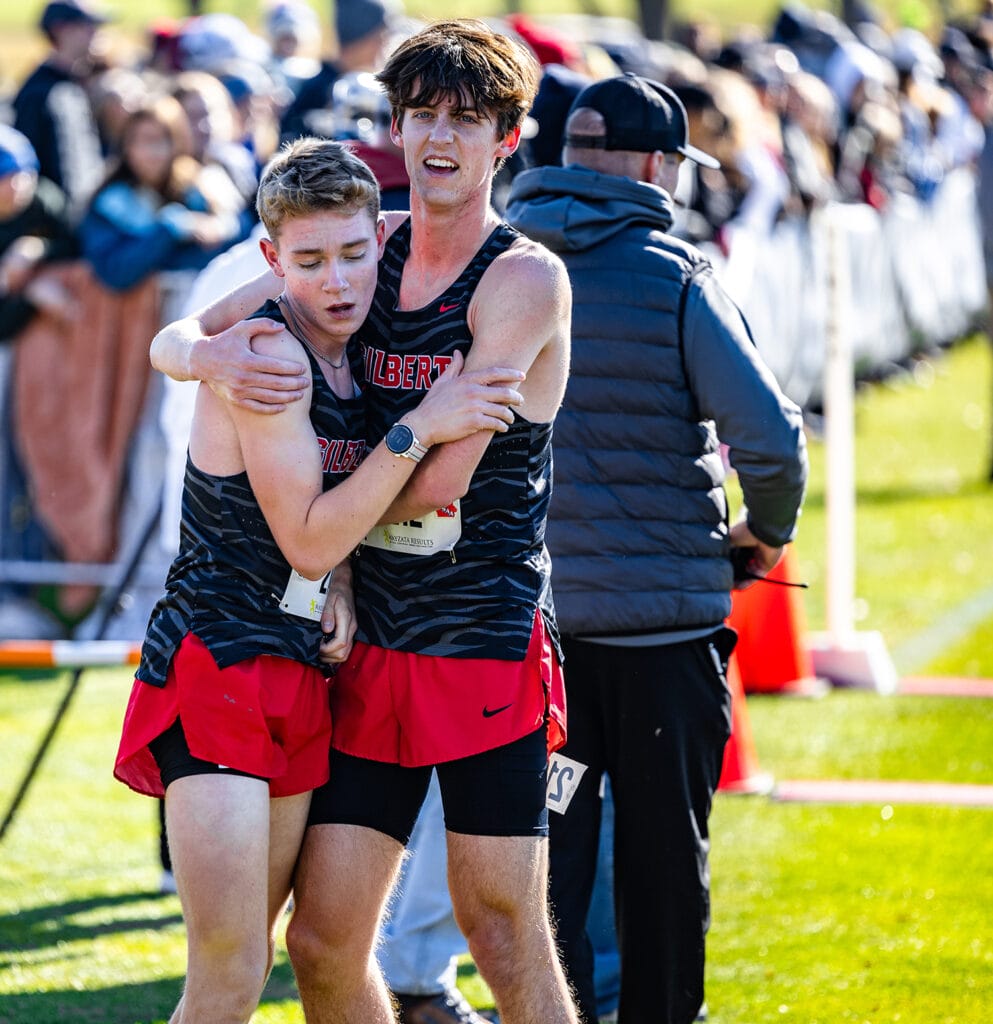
[811,206,899,692]
[824,205,856,644]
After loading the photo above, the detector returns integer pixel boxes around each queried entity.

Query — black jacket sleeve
[681,263,808,547]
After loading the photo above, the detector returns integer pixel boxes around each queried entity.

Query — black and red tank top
[354,218,560,661]
[137,299,367,687]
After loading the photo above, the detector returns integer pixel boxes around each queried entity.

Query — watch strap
[399,437,429,463]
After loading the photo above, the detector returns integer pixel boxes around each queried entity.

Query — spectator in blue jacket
[79,95,247,291]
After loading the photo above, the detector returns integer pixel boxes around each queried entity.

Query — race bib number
[546,752,588,815]
[279,568,332,621]
[361,501,462,556]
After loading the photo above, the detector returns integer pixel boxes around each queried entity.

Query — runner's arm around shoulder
[682,265,808,547]
[225,328,423,579]
[150,268,308,412]
[227,341,524,578]
[379,242,571,523]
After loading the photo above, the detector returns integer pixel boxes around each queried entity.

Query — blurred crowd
[5,0,993,305]
[2,0,993,638]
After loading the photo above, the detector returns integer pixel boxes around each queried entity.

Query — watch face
[385,422,414,455]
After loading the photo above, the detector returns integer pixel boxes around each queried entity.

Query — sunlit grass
[3,670,993,1022]
[788,335,993,674]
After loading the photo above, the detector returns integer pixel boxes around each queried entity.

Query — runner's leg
[287,822,404,1023]
[166,773,292,1023]
[448,832,577,1024]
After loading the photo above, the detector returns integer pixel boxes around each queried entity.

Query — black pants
[158,798,170,872]
[549,630,734,1024]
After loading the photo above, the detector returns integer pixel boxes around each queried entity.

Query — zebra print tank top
[354,218,560,661]
[137,299,367,687]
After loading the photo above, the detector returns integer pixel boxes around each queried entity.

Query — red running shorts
[114,632,332,798]
[330,611,566,767]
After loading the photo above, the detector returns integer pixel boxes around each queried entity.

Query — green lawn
[2,667,992,1023]
[708,796,993,1023]
[781,334,993,676]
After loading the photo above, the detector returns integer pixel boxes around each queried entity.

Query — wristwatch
[385,422,429,463]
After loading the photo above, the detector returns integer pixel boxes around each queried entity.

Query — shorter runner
[113,138,523,1024]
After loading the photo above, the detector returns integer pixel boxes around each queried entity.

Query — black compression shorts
[307,726,550,844]
[149,718,266,789]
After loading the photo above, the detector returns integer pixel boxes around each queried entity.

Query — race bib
[279,568,332,621]
[361,501,462,556]
[546,752,588,815]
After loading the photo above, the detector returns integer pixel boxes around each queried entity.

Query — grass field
[2,336,992,1022]
[2,671,992,1022]
[766,334,993,677]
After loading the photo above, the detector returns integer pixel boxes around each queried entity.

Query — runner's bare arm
[379,242,570,523]
[226,338,523,578]
[150,268,308,412]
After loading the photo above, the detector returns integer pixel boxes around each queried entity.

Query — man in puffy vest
[506,73,808,1024]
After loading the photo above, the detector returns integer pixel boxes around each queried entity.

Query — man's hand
[318,563,357,666]
[191,318,309,413]
[729,520,783,591]
[403,350,525,446]
[23,271,73,322]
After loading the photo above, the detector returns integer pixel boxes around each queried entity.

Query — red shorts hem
[114,633,332,798]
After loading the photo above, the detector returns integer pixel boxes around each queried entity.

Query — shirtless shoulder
[203,324,310,432]
[383,210,410,240]
[251,322,309,366]
[467,235,571,422]
[496,233,568,289]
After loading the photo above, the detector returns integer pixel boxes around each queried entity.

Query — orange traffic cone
[718,652,773,794]
[727,546,824,696]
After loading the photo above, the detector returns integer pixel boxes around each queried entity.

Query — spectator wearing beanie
[13,0,108,218]
[264,1,323,101]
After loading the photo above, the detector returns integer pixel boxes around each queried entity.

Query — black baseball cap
[565,72,720,169]
[40,0,107,33]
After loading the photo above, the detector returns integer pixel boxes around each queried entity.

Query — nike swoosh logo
[482,703,513,718]
[439,302,460,313]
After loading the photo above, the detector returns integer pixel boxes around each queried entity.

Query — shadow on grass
[0,891,183,955]
[802,477,990,511]
[0,976,182,1024]
[0,945,299,1024]
[0,668,69,686]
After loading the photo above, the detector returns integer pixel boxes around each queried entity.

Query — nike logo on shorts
[439,302,460,313]
[482,702,513,718]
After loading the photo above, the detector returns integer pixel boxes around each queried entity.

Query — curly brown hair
[376,19,540,140]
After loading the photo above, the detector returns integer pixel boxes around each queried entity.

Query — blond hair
[256,137,381,239]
